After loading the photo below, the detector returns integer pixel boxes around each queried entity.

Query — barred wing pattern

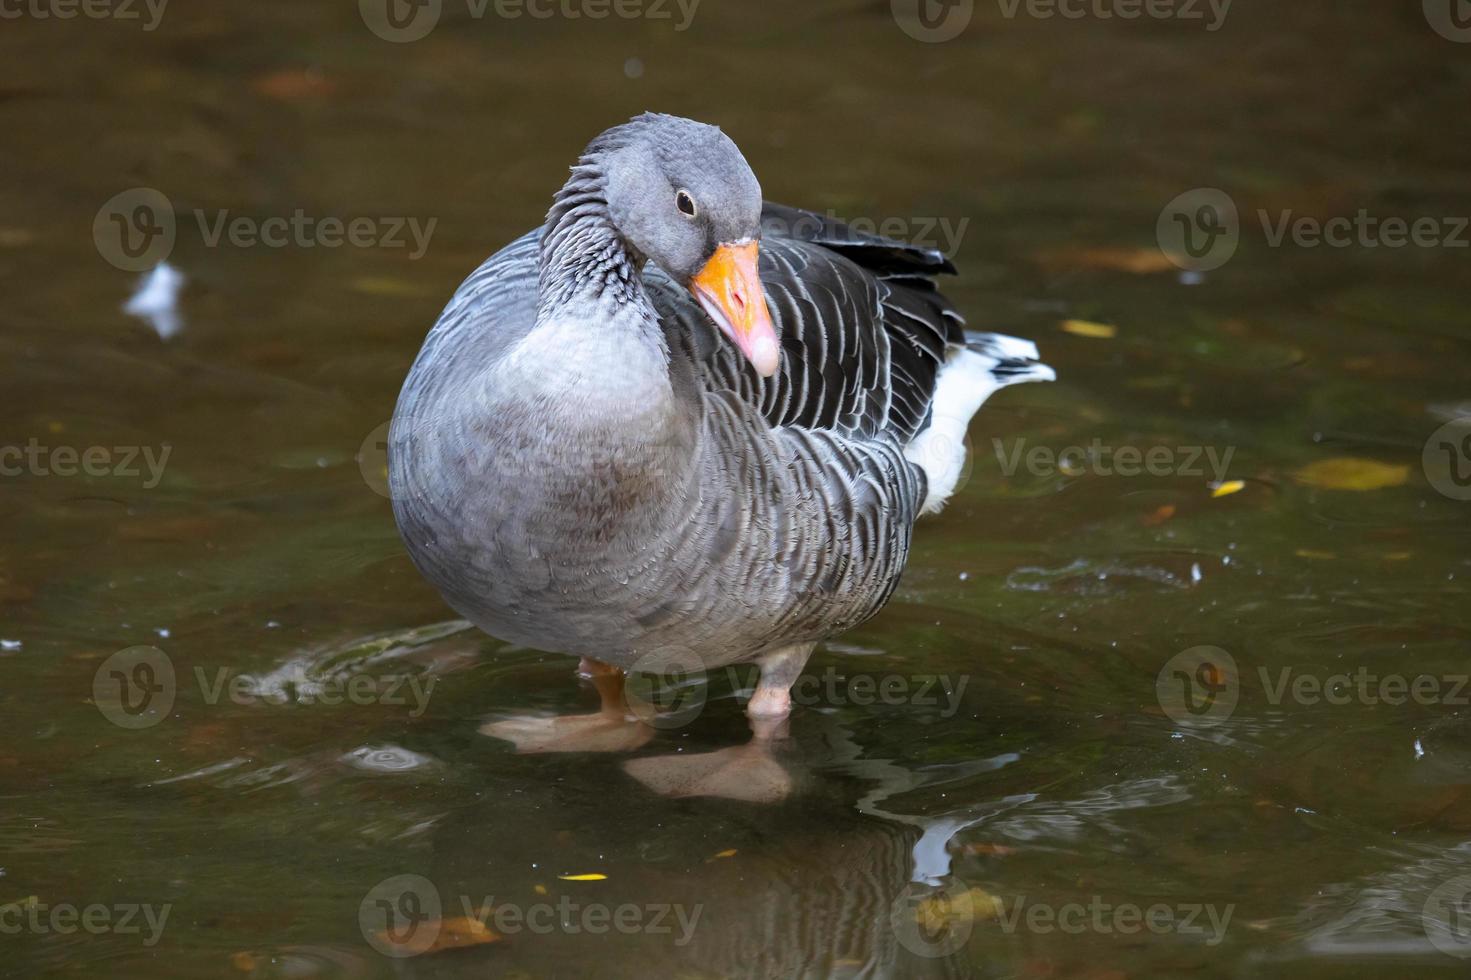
[650,202,965,446]
[391,202,1046,661]
[638,204,978,639]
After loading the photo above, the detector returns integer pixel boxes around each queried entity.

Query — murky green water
[3,1,1470,976]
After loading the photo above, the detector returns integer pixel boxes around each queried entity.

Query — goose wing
[649,202,967,445]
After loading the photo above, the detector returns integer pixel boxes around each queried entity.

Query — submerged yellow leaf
[914,888,1005,932]
[424,916,503,953]
[708,849,738,860]
[1061,319,1117,339]
[1292,458,1409,491]
[557,873,607,881]
[1295,549,1337,560]
[1211,480,1246,498]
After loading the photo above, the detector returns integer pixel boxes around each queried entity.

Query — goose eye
[675,190,697,218]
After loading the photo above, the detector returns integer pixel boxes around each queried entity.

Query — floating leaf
[707,849,738,861]
[1292,458,1409,491]
[1061,319,1117,339]
[1142,504,1177,527]
[557,873,607,881]
[405,915,503,954]
[1211,480,1246,498]
[960,842,1016,857]
[250,68,335,101]
[914,888,1004,933]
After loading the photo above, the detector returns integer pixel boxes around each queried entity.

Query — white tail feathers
[904,334,1055,514]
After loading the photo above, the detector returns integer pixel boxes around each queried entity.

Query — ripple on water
[339,744,437,774]
[1004,556,1198,594]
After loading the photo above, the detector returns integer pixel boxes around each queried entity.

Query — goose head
[598,114,780,377]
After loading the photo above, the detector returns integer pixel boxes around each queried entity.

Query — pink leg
[746,643,815,719]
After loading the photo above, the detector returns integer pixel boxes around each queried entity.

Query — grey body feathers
[389,203,1049,670]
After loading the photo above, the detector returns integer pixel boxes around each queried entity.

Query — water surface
[2,1,1470,976]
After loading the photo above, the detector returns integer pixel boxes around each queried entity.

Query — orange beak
[689,240,780,378]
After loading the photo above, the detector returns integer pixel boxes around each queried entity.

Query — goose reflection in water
[396,720,1015,979]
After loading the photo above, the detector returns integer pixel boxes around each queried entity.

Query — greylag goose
[389,113,1052,775]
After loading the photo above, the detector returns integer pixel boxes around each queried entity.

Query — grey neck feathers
[536,142,648,324]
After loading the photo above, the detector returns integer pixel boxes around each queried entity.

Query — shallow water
[3,1,1470,977]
